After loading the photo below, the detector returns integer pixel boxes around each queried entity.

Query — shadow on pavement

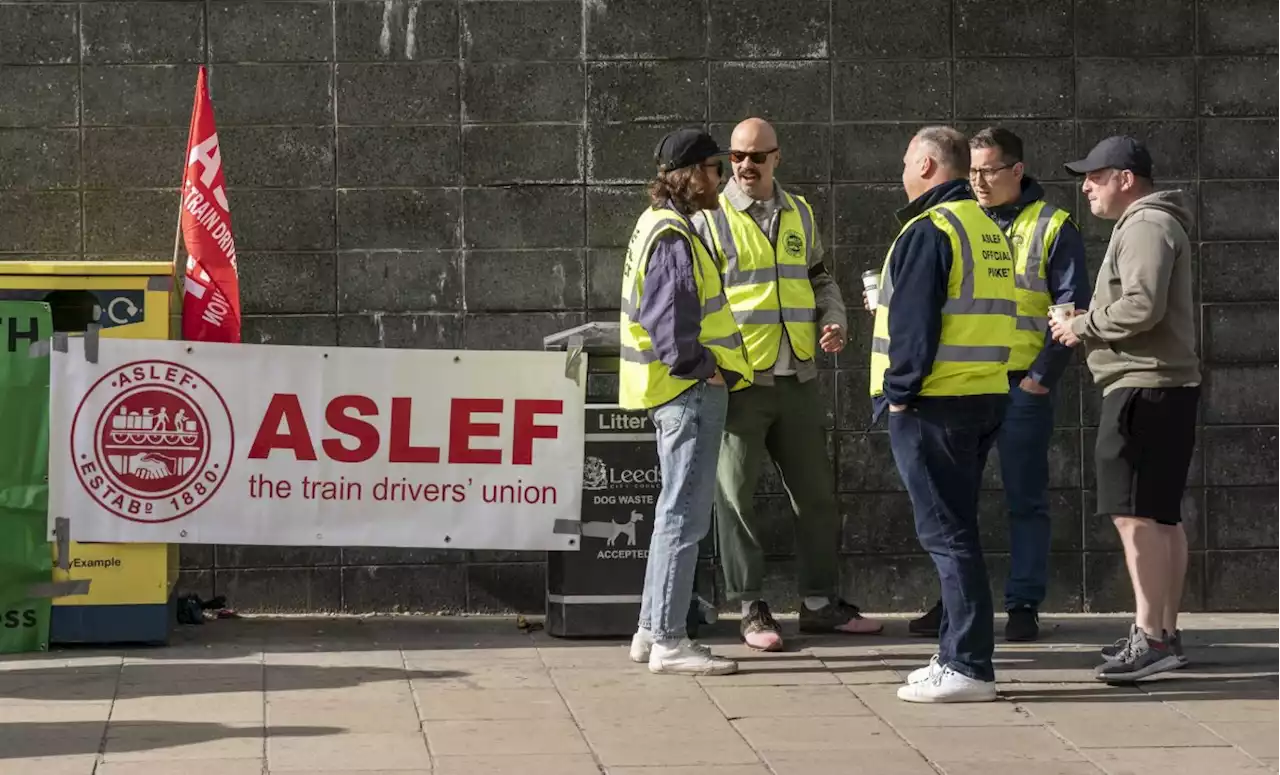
[1001,676,1279,704]
[0,663,465,702]
[687,617,1279,703]
[0,721,340,760]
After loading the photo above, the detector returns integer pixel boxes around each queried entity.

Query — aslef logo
[71,360,235,523]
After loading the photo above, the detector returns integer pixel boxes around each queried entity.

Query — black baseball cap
[1064,135,1153,178]
[654,127,727,172]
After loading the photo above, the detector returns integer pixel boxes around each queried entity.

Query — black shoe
[1005,607,1040,642]
[798,598,884,634]
[908,600,942,638]
[740,600,784,651]
[1095,626,1180,682]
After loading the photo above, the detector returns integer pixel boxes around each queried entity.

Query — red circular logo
[72,360,234,523]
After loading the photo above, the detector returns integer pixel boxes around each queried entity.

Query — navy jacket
[873,179,988,416]
[979,176,1090,390]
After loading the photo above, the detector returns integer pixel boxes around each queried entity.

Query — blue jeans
[639,381,728,640]
[998,380,1055,611]
[889,395,1005,682]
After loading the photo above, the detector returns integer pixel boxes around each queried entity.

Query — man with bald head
[870,126,1017,702]
[694,117,882,653]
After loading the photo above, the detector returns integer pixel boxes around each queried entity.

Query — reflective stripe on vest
[621,290,727,320]
[1006,201,1069,371]
[705,190,818,370]
[620,332,745,364]
[617,206,754,410]
[870,337,1010,363]
[869,199,1017,398]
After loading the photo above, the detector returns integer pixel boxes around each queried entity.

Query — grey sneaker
[1103,626,1189,668]
[1170,628,1188,668]
[1100,624,1136,663]
[1095,627,1180,682]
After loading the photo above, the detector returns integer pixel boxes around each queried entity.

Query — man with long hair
[620,127,754,675]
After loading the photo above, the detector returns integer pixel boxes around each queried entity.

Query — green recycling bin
[0,301,54,653]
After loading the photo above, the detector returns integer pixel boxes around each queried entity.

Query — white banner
[49,337,585,550]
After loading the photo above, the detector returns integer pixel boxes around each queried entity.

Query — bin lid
[0,260,175,277]
[542,321,620,354]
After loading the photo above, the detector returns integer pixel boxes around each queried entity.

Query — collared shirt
[693,177,846,385]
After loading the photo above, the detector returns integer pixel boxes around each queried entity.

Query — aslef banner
[48,337,585,551]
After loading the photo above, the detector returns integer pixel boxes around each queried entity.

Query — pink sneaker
[740,600,785,651]
[799,598,884,635]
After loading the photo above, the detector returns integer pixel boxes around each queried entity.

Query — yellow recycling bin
[0,260,181,645]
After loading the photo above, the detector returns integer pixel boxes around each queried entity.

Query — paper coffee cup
[861,269,880,310]
[1049,303,1075,325]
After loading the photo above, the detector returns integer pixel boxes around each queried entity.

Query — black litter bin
[542,322,713,638]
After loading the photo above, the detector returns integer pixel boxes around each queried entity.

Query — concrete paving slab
[424,717,591,756]
[4,613,1271,774]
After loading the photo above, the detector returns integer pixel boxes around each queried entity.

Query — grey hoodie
[1070,189,1201,394]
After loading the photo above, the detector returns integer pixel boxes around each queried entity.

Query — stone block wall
[1,0,1275,613]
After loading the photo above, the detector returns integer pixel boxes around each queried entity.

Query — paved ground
[0,613,1274,774]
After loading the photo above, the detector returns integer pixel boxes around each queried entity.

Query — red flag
[179,65,241,343]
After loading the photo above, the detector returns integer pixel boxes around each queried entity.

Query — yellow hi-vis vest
[869,199,1017,398]
[1005,201,1071,371]
[619,206,754,410]
[702,190,817,371]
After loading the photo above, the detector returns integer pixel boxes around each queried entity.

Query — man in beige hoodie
[1051,136,1200,683]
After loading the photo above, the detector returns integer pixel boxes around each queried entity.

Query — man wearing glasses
[695,117,882,653]
[909,127,1089,643]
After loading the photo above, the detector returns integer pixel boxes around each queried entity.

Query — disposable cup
[861,270,880,310]
[1049,303,1075,326]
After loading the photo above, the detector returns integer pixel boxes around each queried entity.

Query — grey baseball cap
[1064,135,1153,178]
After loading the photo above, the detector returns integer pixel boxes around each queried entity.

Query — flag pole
[171,66,204,328]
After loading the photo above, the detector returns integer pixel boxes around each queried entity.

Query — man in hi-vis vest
[873,126,1017,703]
[695,118,883,653]
[620,127,754,676]
[909,128,1088,644]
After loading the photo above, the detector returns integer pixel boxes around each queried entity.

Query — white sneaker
[629,628,655,663]
[648,639,738,676]
[907,654,942,684]
[897,665,997,703]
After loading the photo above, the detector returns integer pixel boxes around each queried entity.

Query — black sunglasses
[700,159,725,177]
[729,148,778,164]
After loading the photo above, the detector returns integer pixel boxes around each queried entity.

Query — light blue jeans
[638,381,729,641]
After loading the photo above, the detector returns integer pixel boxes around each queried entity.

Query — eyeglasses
[700,160,725,177]
[729,148,778,164]
[969,163,1014,181]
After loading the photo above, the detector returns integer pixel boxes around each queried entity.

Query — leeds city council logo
[582,456,609,491]
[72,360,234,523]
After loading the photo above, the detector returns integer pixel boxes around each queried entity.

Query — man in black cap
[619,127,753,675]
[1051,135,1200,682]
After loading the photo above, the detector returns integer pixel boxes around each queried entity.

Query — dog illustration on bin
[580,510,646,546]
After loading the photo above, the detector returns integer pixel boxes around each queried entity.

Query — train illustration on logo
[100,394,206,486]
